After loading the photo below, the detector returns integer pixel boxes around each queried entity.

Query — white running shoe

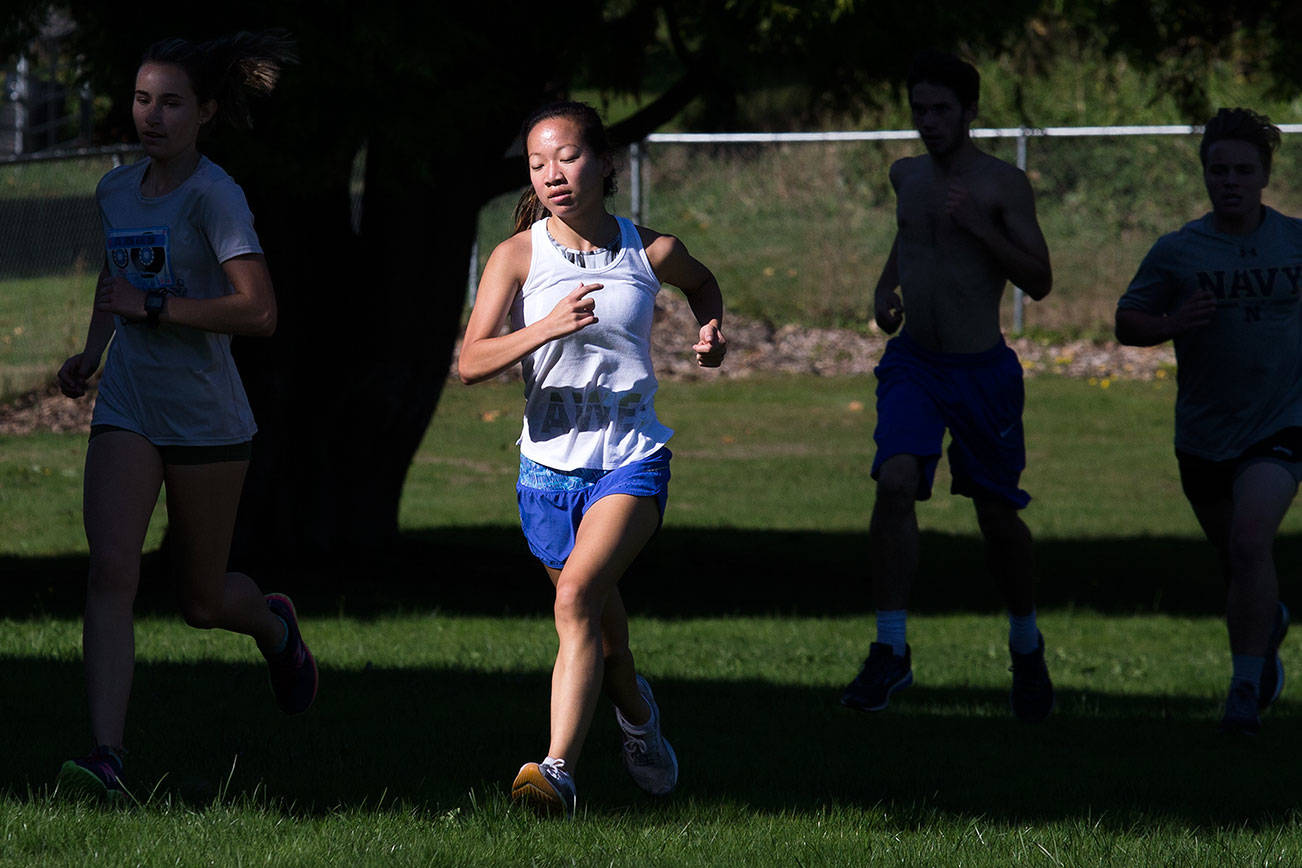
[616,675,679,796]
[511,756,576,818]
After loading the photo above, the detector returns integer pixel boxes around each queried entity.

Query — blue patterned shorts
[516,448,671,568]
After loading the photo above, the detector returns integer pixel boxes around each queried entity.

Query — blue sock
[1008,610,1040,655]
[1232,654,1265,688]
[876,609,907,656]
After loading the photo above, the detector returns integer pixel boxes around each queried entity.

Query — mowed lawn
[3,375,1302,865]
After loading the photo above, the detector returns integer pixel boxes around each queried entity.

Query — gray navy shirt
[1118,206,1302,460]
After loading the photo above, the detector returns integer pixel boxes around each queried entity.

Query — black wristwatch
[144,291,166,328]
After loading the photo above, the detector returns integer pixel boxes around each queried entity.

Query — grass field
[7,131,1302,402]
[4,376,1302,864]
[476,134,1302,340]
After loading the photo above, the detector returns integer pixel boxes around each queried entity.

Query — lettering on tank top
[534,388,649,439]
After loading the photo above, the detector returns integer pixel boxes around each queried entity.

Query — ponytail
[511,188,548,235]
[141,30,298,129]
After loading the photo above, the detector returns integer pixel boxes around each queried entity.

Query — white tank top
[510,217,672,470]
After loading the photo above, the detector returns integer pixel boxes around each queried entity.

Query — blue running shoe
[841,643,912,712]
[616,675,678,796]
[1010,632,1055,722]
[511,757,576,818]
[1220,678,1261,736]
[1260,602,1290,711]
[264,594,318,715]
[57,745,125,802]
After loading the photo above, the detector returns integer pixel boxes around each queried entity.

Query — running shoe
[1220,678,1261,736]
[1009,632,1055,722]
[840,642,913,712]
[1260,601,1290,711]
[264,594,318,714]
[511,757,576,818]
[616,675,678,796]
[57,745,125,802]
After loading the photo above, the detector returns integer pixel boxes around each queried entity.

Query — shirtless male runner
[840,50,1055,722]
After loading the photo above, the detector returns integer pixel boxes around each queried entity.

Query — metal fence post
[629,141,643,225]
[467,236,479,303]
[10,55,29,155]
[1012,128,1029,335]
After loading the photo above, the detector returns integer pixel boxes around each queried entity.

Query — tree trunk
[224,129,471,576]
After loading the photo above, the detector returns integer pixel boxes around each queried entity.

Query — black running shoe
[1220,678,1261,736]
[57,745,126,802]
[840,642,913,712]
[1009,632,1054,722]
[264,594,318,715]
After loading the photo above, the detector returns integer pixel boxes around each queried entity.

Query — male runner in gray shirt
[1117,107,1302,735]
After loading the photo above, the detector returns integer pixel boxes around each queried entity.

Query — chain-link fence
[7,128,1302,400]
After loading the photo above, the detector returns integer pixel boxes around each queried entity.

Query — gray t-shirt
[93,156,262,445]
[1118,207,1302,460]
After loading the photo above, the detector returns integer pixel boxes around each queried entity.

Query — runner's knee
[876,458,920,502]
[554,577,605,629]
[1227,521,1275,573]
[975,502,1029,546]
[86,545,142,596]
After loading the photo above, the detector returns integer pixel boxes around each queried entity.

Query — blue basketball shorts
[871,332,1030,508]
[516,448,671,569]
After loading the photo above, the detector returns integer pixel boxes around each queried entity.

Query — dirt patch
[0,293,1174,435]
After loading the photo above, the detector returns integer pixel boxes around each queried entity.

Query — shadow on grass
[4,655,1299,829]
[2,525,1295,619]
[5,526,1299,827]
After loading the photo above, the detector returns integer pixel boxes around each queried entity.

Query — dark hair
[1200,107,1281,175]
[512,100,617,235]
[906,49,979,109]
[141,30,298,130]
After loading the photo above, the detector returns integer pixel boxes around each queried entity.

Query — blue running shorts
[871,332,1030,508]
[517,448,671,569]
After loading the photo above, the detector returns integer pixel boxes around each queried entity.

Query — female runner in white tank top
[458,101,726,816]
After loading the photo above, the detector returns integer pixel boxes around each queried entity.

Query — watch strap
[145,291,165,328]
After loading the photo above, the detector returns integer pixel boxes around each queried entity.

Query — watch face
[146,292,165,312]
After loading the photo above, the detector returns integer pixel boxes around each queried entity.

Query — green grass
[9,375,1302,560]
[405,374,1302,540]
[5,377,1302,861]
[9,134,1302,404]
[0,154,128,200]
[473,133,1302,341]
[3,610,1302,865]
[0,272,92,399]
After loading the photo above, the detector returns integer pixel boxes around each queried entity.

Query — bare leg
[974,497,1035,617]
[164,460,283,649]
[542,573,651,727]
[82,432,164,750]
[870,455,921,611]
[599,587,652,725]
[1224,463,1296,656]
[544,494,660,771]
[1187,497,1233,582]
